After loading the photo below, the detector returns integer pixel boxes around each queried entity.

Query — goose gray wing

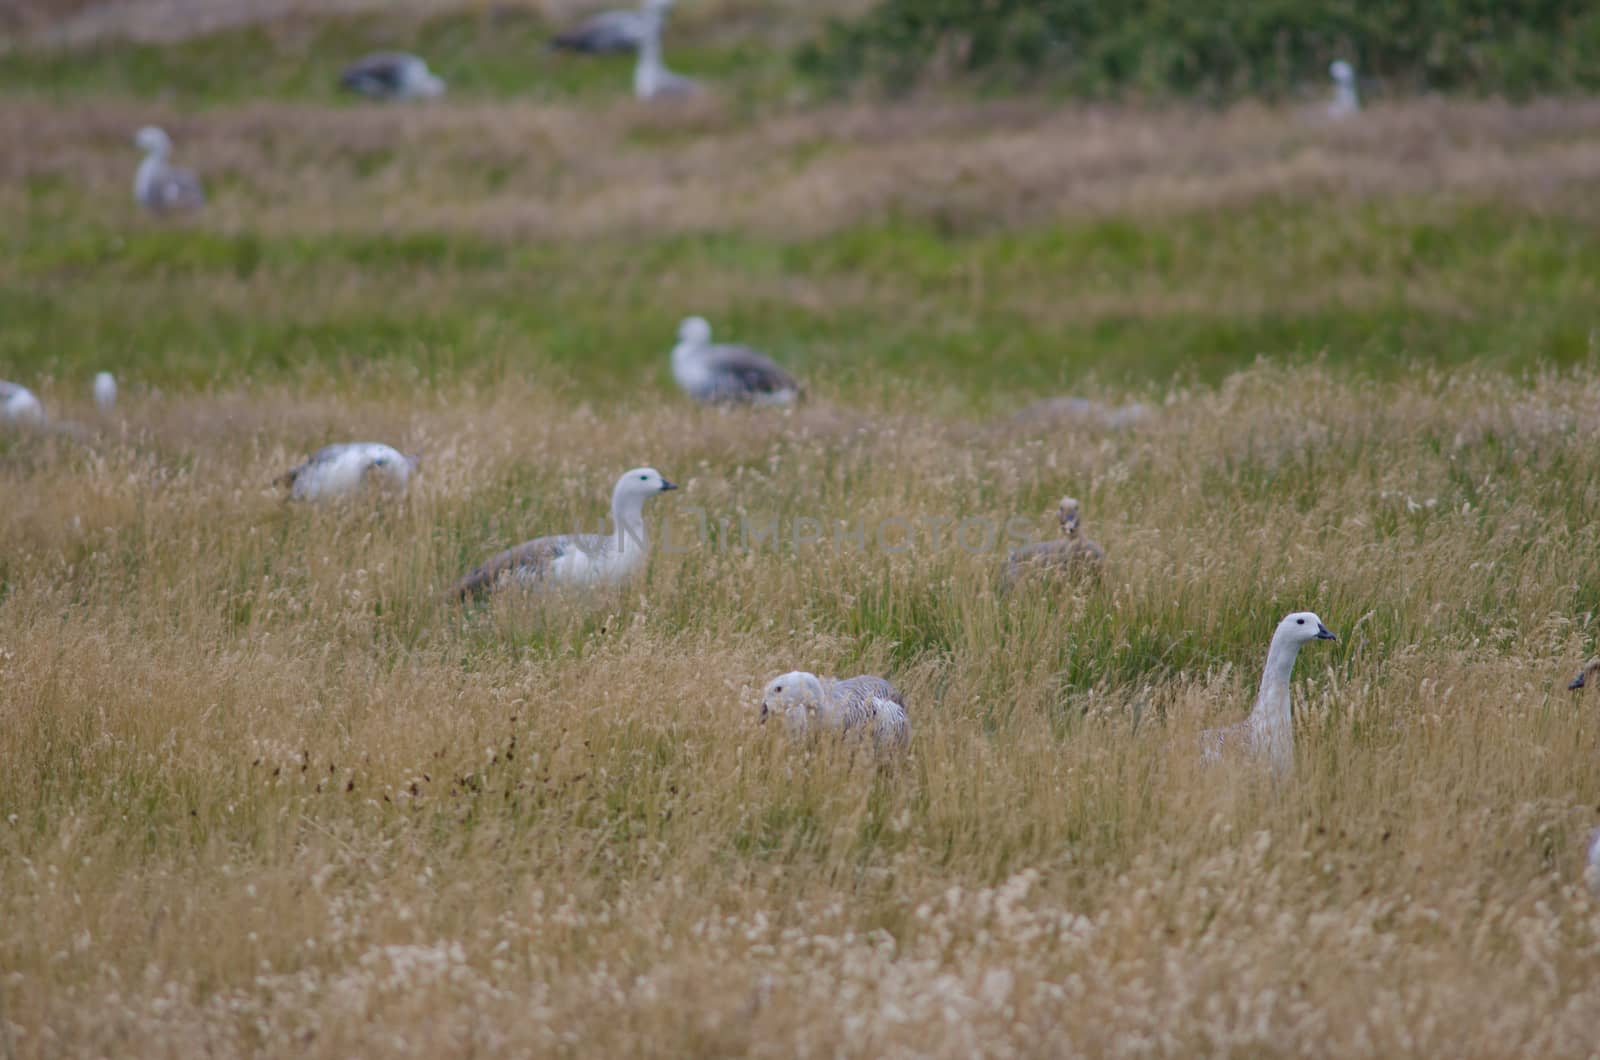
[340,53,414,96]
[552,10,645,52]
[450,534,574,599]
[704,343,799,402]
[142,167,205,212]
[830,676,904,729]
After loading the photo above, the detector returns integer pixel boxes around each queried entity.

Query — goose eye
[1296,619,1305,625]
[775,685,783,693]
[639,474,648,481]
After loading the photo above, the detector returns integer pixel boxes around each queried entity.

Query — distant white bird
[634,3,698,101]
[1005,496,1105,582]
[1329,59,1360,118]
[672,317,800,406]
[133,126,205,214]
[1201,612,1337,776]
[339,52,446,100]
[553,0,673,54]
[277,443,419,501]
[1,380,45,426]
[759,671,910,753]
[450,467,677,598]
[93,372,117,412]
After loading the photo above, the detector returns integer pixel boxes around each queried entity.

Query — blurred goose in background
[759,671,910,753]
[634,3,698,100]
[1328,59,1360,118]
[277,443,419,501]
[1201,612,1337,776]
[450,467,677,598]
[339,52,446,100]
[672,317,800,406]
[553,0,673,54]
[93,372,117,412]
[1005,496,1104,582]
[1,380,45,426]
[133,126,205,214]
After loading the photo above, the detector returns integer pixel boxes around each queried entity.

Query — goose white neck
[1250,630,1306,723]
[135,154,166,198]
[610,493,651,554]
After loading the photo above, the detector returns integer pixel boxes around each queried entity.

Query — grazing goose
[339,52,446,100]
[133,126,206,214]
[450,467,677,598]
[93,372,117,412]
[1005,496,1104,582]
[277,443,419,501]
[1,381,45,426]
[634,5,698,100]
[672,317,800,406]
[759,671,910,753]
[553,0,672,54]
[1201,612,1337,776]
[1328,60,1360,118]
[1568,659,1599,690]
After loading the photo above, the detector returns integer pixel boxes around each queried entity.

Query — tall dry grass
[3,363,1600,1055]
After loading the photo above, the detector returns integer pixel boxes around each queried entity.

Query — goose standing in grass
[1005,496,1104,582]
[339,53,446,100]
[553,0,672,54]
[133,126,205,214]
[1,380,45,426]
[1567,658,1599,690]
[450,467,677,598]
[759,671,910,753]
[671,317,800,406]
[634,4,698,101]
[277,443,420,501]
[1328,60,1360,118]
[93,372,117,413]
[1201,612,1337,776]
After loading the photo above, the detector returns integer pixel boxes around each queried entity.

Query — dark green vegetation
[802,0,1600,99]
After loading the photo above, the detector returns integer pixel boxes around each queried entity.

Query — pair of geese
[340,0,696,104]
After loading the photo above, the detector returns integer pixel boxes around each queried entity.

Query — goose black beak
[661,479,678,491]
[1570,672,1586,690]
[1316,624,1337,641]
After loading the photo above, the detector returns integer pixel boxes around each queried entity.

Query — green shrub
[799,0,1600,100]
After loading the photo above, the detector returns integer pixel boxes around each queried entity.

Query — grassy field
[4,4,1600,1056]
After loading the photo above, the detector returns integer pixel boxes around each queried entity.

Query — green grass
[5,202,1597,398]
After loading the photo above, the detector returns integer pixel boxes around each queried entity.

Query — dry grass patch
[4,364,1600,1054]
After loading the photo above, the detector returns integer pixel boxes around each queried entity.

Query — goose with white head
[1,381,45,426]
[1328,60,1360,118]
[672,316,800,406]
[278,443,420,501]
[451,467,678,597]
[134,126,205,214]
[759,671,910,754]
[1202,611,1337,776]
